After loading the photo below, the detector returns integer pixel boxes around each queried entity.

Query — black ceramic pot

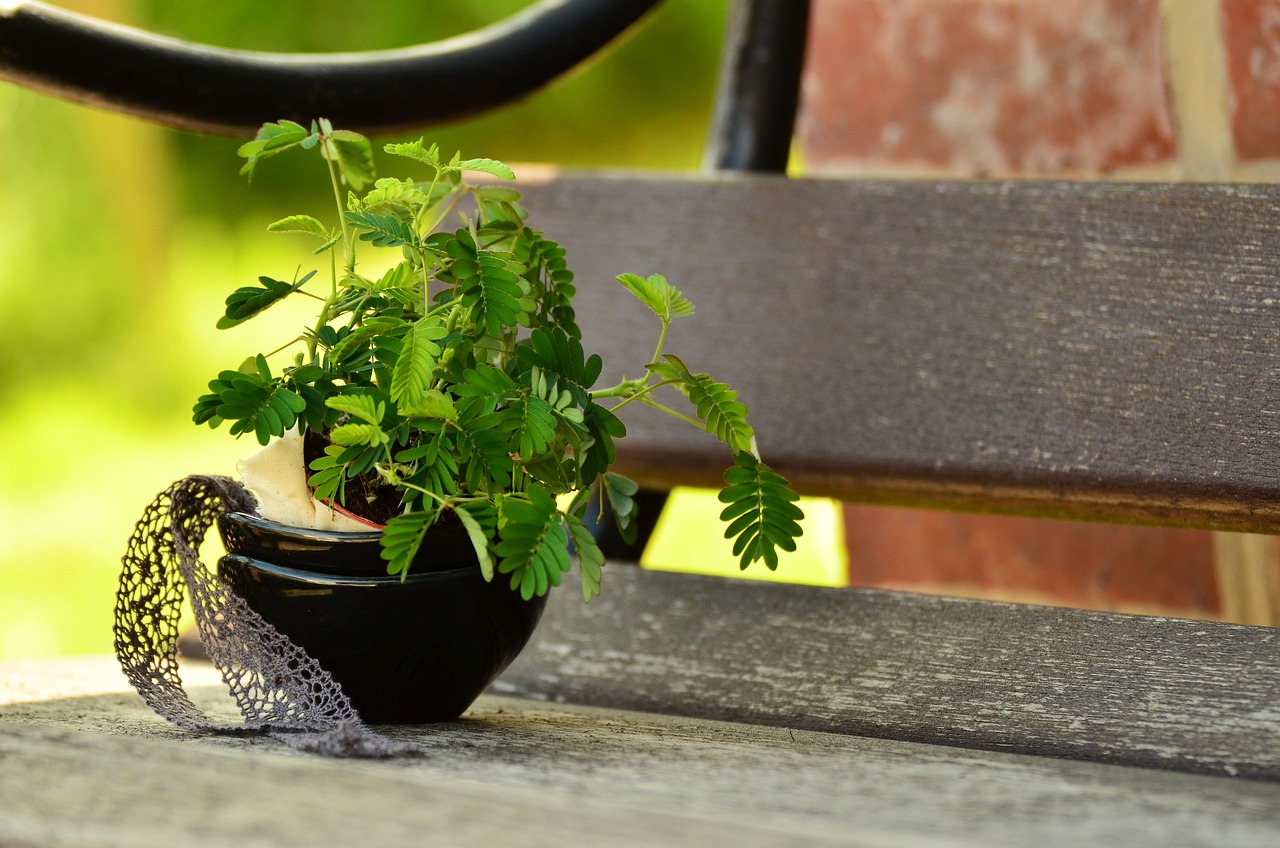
[216,511,548,723]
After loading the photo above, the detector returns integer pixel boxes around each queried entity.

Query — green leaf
[395,431,458,501]
[206,369,307,446]
[329,422,390,448]
[563,513,605,602]
[238,119,312,181]
[325,393,384,425]
[346,210,416,248]
[647,355,754,455]
[495,486,571,600]
[457,157,516,181]
[520,231,579,338]
[389,318,446,406]
[383,138,441,167]
[453,364,517,417]
[329,130,375,190]
[453,248,530,336]
[266,214,329,239]
[499,396,558,459]
[216,270,316,329]
[602,472,639,546]
[362,177,429,212]
[381,510,436,578]
[307,443,354,506]
[314,230,343,255]
[455,504,497,581]
[617,272,694,322]
[475,185,523,204]
[401,389,457,421]
[453,415,515,492]
[716,453,804,571]
[516,327,601,407]
[326,316,404,365]
[579,402,626,482]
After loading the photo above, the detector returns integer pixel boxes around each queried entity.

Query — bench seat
[3,620,1278,848]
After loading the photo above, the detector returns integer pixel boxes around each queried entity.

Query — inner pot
[216,511,548,723]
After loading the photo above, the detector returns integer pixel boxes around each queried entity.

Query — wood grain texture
[518,175,1280,531]
[497,566,1280,781]
[3,659,1278,847]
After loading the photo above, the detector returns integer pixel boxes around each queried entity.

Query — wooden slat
[520,175,1280,532]
[496,566,1280,781]
[3,658,1279,847]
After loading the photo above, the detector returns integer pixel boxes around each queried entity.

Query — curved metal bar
[704,0,811,173]
[0,0,663,136]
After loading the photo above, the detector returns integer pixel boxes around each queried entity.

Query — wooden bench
[3,2,1279,844]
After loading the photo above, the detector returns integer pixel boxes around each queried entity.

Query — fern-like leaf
[225,383,306,445]
[329,422,389,448]
[455,250,530,336]
[453,364,517,417]
[521,231,580,338]
[217,270,316,329]
[454,504,498,581]
[499,396,558,459]
[563,512,605,601]
[400,389,457,421]
[267,214,329,239]
[383,138,442,167]
[717,453,804,571]
[453,414,515,492]
[237,119,311,180]
[396,431,459,503]
[324,394,383,425]
[389,318,446,406]
[578,402,626,483]
[327,128,375,190]
[361,177,428,212]
[495,486,571,600]
[345,210,416,248]
[457,157,516,181]
[647,355,754,455]
[326,317,404,366]
[617,272,694,322]
[601,472,640,546]
[516,327,601,406]
[381,509,437,578]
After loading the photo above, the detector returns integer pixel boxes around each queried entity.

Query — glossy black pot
[216,511,548,723]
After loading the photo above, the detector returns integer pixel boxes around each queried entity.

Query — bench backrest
[521,174,1280,534]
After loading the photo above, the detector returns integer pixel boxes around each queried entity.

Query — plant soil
[302,429,405,527]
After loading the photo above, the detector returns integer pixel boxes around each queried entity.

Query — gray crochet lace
[114,475,415,757]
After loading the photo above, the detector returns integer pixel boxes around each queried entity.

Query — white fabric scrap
[238,429,371,532]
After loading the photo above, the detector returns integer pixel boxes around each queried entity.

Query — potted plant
[188,118,804,722]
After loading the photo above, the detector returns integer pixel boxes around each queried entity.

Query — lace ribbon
[114,475,415,757]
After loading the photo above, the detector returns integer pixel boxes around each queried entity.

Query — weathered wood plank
[3,658,1278,847]
[520,175,1280,532]
[497,566,1280,781]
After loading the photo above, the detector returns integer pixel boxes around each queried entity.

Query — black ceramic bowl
[216,512,548,723]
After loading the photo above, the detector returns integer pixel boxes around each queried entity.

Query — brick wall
[795,0,1280,619]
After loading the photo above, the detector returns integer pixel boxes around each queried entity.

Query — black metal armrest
[0,0,662,135]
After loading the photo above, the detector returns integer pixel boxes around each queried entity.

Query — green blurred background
[0,0,731,659]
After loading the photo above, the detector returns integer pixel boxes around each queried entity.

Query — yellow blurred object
[641,488,848,587]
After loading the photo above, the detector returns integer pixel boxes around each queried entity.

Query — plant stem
[637,396,705,431]
[325,153,355,276]
[651,317,671,366]
[602,378,681,411]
